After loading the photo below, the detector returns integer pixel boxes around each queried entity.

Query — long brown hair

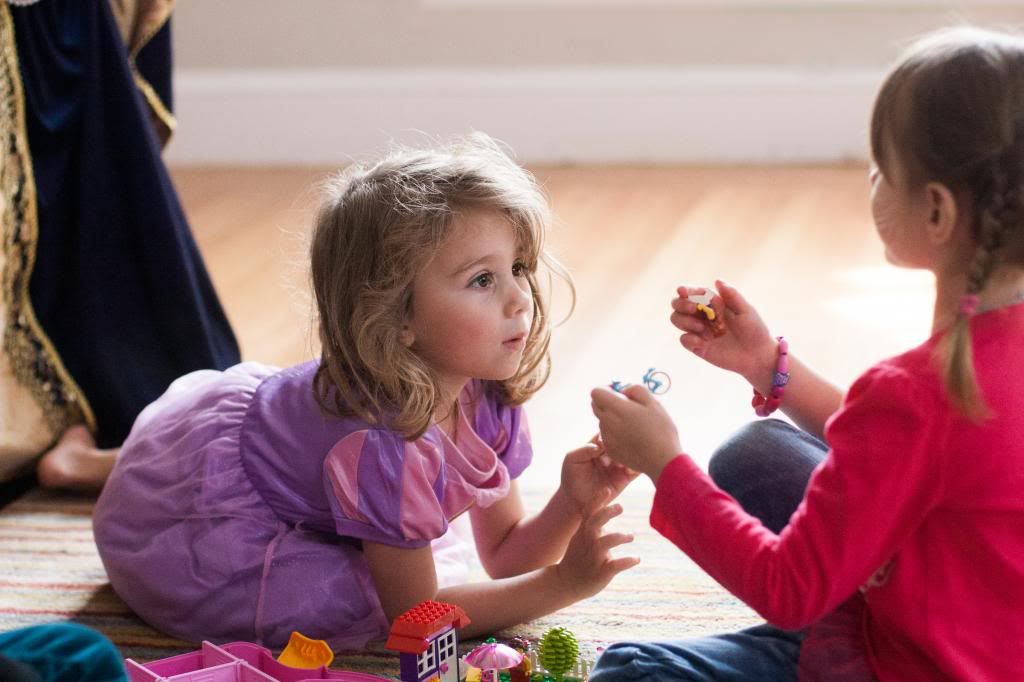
[870,27,1024,419]
[309,133,573,439]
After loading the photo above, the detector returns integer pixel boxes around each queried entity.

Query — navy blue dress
[6,0,240,449]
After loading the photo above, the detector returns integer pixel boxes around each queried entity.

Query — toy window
[418,643,437,675]
[438,630,456,660]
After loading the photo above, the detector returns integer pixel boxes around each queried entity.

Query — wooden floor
[172,165,936,486]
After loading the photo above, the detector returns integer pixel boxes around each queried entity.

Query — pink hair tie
[958,294,980,318]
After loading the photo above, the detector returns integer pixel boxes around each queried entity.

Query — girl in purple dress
[93,134,639,650]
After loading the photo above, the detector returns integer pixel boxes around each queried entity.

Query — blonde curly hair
[309,134,572,439]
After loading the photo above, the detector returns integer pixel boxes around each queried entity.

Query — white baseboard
[423,0,1017,6]
[164,67,883,165]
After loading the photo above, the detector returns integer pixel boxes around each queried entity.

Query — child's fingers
[675,285,709,299]
[596,454,623,478]
[670,296,717,335]
[621,384,653,405]
[582,488,612,517]
[669,310,708,335]
[670,295,701,316]
[715,279,750,315]
[593,462,630,493]
[590,386,626,414]
[565,442,603,465]
[586,502,624,529]
[598,531,635,553]
[603,458,638,484]
[711,293,727,317]
[605,556,642,575]
[679,333,707,357]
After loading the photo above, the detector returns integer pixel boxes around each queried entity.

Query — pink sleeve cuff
[650,454,715,539]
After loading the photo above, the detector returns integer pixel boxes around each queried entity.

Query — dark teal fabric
[0,623,125,682]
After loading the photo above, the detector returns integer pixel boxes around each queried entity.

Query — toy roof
[384,600,470,654]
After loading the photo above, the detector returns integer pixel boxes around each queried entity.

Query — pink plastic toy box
[125,641,391,682]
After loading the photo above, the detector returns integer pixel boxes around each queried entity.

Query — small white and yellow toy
[687,288,727,337]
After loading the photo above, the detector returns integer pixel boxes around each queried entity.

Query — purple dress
[92,361,532,649]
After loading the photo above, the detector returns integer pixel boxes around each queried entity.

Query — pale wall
[166,1,1024,164]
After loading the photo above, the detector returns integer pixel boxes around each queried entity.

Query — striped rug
[0,486,760,677]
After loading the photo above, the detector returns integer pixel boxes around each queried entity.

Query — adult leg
[708,419,828,533]
[36,426,117,492]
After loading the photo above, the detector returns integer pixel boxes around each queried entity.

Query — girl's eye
[512,261,527,277]
[471,272,494,288]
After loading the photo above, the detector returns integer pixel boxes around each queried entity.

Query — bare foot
[36,425,117,492]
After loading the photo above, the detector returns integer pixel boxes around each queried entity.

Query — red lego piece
[384,600,470,654]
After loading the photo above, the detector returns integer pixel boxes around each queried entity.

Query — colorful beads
[752,337,789,417]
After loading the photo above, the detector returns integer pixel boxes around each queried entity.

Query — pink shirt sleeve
[651,364,949,630]
[323,428,447,548]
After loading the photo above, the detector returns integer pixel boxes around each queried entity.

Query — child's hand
[559,440,640,515]
[590,384,681,482]
[555,493,639,600]
[672,280,776,386]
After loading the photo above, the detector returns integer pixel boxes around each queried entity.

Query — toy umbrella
[464,640,524,670]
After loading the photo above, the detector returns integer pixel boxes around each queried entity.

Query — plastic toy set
[124,640,388,682]
[125,604,592,682]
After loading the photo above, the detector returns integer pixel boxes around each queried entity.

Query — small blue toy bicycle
[610,368,671,395]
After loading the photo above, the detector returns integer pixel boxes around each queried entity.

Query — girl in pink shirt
[590,27,1024,681]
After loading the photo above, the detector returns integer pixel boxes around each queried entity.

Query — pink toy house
[384,600,469,682]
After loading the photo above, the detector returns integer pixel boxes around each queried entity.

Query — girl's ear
[924,181,959,246]
[399,325,415,348]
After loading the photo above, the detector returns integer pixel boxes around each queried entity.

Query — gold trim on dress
[109,0,175,58]
[109,0,177,147]
[133,69,176,147]
[0,3,97,439]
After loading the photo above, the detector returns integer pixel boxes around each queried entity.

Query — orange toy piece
[278,631,334,668]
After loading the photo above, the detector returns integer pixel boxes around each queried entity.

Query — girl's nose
[506,280,533,317]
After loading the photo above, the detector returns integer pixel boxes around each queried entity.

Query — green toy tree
[538,627,579,682]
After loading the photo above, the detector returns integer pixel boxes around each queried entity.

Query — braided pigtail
[936,165,1019,420]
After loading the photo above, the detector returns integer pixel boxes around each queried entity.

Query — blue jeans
[591,419,828,681]
[0,623,126,682]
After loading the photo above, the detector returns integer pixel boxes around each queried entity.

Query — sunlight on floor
[519,262,936,494]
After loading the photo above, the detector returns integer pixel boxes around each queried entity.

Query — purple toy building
[384,600,470,682]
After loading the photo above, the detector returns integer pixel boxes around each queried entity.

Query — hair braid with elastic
[943,159,1021,419]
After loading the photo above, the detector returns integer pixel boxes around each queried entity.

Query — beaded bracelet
[751,337,789,417]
